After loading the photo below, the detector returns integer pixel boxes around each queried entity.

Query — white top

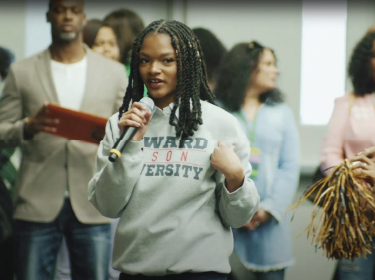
[50,56,87,197]
[50,56,87,110]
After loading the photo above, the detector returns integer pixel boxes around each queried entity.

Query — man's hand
[24,103,59,138]
[210,141,244,192]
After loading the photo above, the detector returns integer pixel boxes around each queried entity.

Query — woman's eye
[139,59,148,64]
[164,58,174,63]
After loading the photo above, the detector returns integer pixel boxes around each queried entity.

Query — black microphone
[108,97,154,162]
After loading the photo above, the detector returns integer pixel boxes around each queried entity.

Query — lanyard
[235,109,259,144]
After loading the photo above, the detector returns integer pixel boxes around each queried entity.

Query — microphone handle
[108,127,138,162]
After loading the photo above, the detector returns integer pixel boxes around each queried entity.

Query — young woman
[83,19,120,62]
[103,9,147,97]
[215,41,300,280]
[88,19,260,279]
[103,9,145,72]
[320,31,375,280]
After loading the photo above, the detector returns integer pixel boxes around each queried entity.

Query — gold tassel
[290,160,375,261]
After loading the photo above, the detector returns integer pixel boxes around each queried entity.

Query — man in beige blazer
[0,0,127,279]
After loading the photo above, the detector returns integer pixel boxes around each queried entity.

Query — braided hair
[348,32,375,96]
[118,19,215,148]
[214,41,283,112]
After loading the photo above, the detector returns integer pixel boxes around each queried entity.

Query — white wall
[1,0,375,173]
[25,0,51,57]
[185,0,305,167]
[84,0,169,26]
[21,0,169,58]
[0,1,375,280]
[0,1,26,60]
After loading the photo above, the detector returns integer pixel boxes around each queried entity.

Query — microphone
[108,97,154,162]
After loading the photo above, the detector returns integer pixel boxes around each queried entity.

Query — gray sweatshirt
[88,100,260,276]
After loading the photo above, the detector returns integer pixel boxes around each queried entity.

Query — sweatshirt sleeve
[0,66,26,148]
[215,119,260,228]
[88,116,144,218]
[259,107,300,223]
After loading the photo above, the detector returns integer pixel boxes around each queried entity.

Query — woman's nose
[149,62,161,74]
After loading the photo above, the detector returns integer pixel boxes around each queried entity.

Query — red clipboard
[44,103,108,144]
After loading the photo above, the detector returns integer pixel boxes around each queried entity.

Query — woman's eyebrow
[139,52,175,57]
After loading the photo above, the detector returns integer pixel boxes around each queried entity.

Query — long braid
[118,19,214,148]
[169,23,203,146]
[166,24,194,140]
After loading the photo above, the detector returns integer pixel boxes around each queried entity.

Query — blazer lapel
[35,48,60,104]
[79,47,98,113]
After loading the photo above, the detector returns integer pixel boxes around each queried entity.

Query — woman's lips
[148,79,164,89]
[149,82,163,89]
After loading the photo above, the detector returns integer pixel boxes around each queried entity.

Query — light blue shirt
[219,100,300,271]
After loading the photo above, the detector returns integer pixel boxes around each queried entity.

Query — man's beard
[58,31,79,42]
[51,27,80,43]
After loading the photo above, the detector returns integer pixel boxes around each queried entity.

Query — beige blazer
[0,47,127,224]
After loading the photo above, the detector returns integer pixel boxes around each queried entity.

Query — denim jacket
[219,101,300,271]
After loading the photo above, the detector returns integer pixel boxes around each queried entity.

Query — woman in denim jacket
[215,41,300,280]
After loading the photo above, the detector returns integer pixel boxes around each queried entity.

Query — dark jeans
[119,272,228,280]
[13,199,111,280]
[337,253,375,280]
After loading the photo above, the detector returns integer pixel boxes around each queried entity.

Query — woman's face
[250,48,279,93]
[139,33,178,109]
[92,26,120,62]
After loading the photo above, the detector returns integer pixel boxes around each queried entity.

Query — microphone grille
[139,97,155,111]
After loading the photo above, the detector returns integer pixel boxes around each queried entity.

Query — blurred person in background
[104,9,146,97]
[83,19,120,62]
[56,17,123,280]
[320,31,375,280]
[0,45,16,280]
[103,9,145,74]
[215,41,300,280]
[192,27,227,92]
[0,0,127,279]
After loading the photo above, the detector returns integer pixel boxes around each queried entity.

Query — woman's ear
[46,11,51,23]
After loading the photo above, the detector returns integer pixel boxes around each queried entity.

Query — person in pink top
[320,31,375,280]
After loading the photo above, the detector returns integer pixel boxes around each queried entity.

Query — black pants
[0,236,14,280]
[119,272,227,280]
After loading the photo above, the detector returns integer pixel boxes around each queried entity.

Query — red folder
[44,103,108,144]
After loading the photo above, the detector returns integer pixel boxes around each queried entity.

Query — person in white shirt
[56,17,123,280]
[0,0,127,279]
